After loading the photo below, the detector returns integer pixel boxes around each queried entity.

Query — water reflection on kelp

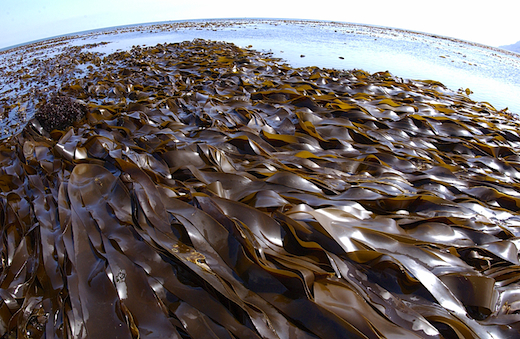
[1,39,520,338]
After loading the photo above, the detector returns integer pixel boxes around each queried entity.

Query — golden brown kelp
[1,39,520,338]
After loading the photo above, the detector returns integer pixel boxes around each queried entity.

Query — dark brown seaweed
[0,39,519,338]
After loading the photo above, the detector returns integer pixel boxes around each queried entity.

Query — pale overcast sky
[0,0,518,50]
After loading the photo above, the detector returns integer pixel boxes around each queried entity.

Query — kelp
[1,39,520,338]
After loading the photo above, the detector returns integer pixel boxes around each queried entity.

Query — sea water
[1,19,519,138]
[71,19,520,113]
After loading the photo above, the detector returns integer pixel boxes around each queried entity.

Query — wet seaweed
[1,39,520,338]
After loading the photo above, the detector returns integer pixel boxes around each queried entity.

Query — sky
[0,0,518,50]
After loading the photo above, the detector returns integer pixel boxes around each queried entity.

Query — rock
[34,94,88,133]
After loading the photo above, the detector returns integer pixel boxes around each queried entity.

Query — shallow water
[1,19,519,140]
[74,20,520,113]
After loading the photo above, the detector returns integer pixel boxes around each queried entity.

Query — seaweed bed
[1,39,520,338]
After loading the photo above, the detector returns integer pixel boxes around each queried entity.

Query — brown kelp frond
[0,39,519,338]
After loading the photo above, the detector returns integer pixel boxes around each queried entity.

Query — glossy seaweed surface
[1,39,520,338]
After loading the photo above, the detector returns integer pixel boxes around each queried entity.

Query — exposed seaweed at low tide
[1,39,520,338]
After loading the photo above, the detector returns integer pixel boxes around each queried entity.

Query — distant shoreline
[2,17,519,129]
[2,18,519,59]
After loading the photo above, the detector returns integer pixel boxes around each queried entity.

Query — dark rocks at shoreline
[34,94,87,133]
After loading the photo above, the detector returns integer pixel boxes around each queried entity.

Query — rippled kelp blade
[1,39,520,338]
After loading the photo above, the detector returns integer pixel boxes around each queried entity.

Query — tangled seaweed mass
[1,39,520,338]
